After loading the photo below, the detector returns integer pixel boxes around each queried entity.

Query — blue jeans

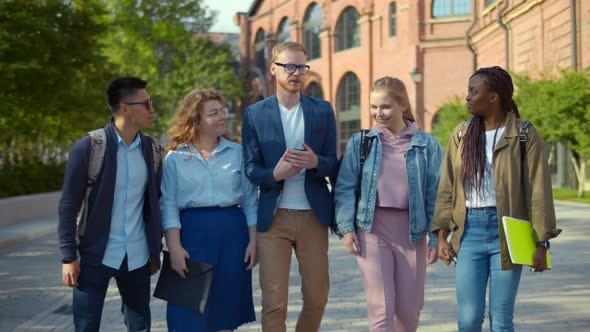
[456,207,522,332]
[73,257,151,332]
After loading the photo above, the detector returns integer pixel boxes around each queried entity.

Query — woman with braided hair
[431,66,561,332]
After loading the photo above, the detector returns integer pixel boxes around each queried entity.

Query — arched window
[336,72,361,154]
[254,29,267,73]
[306,82,324,99]
[335,7,360,52]
[277,17,291,43]
[432,0,470,18]
[303,3,322,60]
[389,2,397,37]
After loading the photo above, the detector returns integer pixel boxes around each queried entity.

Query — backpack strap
[87,129,106,185]
[359,130,373,167]
[77,128,107,238]
[519,120,531,162]
[354,130,375,222]
[457,119,471,142]
[147,135,165,174]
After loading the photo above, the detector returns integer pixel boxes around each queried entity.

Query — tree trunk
[578,158,586,198]
[54,117,63,161]
[35,130,43,161]
[569,150,586,198]
[547,143,555,165]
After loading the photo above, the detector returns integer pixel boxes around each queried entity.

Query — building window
[335,7,360,52]
[390,2,397,37]
[432,0,470,18]
[303,3,322,60]
[254,29,267,73]
[277,17,291,43]
[306,82,324,99]
[336,72,361,154]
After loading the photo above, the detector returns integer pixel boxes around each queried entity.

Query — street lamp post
[409,67,423,126]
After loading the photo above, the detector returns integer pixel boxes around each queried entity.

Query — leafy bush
[431,96,471,149]
[0,162,65,198]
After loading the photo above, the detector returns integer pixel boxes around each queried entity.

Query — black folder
[153,251,213,313]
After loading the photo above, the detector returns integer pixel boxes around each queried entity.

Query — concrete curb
[0,191,60,228]
[554,199,590,208]
[0,217,57,250]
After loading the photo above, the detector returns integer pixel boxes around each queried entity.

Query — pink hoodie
[372,121,419,209]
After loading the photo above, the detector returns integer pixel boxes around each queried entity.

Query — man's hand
[273,150,302,181]
[343,232,361,257]
[62,261,80,287]
[285,144,318,169]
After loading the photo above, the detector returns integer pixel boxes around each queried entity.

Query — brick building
[235,0,589,155]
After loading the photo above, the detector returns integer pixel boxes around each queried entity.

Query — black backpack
[457,119,531,162]
[329,130,375,238]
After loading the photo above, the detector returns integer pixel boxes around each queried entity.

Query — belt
[280,208,311,212]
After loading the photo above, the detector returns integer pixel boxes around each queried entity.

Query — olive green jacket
[431,112,562,270]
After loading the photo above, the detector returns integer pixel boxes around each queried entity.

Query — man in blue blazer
[242,42,338,332]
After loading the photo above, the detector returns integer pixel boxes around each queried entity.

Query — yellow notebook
[501,216,552,269]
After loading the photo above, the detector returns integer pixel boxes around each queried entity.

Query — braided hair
[461,66,520,192]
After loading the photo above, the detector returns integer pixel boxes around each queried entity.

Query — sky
[204,0,253,33]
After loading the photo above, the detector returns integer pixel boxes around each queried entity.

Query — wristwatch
[62,257,78,264]
[535,240,550,249]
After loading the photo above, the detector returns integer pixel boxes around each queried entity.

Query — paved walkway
[0,201,588,331]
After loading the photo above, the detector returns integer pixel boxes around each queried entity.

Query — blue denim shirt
[160,137,258,230]
[334,129,443,247]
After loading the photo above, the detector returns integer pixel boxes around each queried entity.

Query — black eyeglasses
[123,99,153,111]
[274,62,310,75]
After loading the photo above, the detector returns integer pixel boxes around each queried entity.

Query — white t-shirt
[465,127,505,208]
[277,101,311,210]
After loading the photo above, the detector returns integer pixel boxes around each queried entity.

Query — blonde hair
[271,42,307,62]
[370,76,420,127]
[167,88,227,151]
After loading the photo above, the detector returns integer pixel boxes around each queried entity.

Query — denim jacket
[334,129,443,247]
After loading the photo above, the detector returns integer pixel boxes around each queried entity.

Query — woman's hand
[531,247,548,272]
[343,232,360,257]
[426,246,439,264]
[437,229,455,265]
[169,245,190,278]
[244,239,258,270]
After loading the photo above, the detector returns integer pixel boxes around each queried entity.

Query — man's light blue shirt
[160,137,258,231]
[102,130,149,271]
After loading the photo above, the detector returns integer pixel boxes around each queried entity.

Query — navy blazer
[242,94,339,232]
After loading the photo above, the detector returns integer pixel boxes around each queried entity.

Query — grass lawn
[552,189,590,204]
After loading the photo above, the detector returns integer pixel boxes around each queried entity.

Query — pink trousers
[356,207,427,332]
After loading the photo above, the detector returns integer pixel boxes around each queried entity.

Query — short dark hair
[105,77,148,113]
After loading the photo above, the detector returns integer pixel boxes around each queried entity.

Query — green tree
[100,0,242,131]
[0,0,109,166]
[514,68,590,197]
[431,97,471,149]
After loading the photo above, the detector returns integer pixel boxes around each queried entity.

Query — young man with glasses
[58,77,163,332]
[242,42,338,332]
